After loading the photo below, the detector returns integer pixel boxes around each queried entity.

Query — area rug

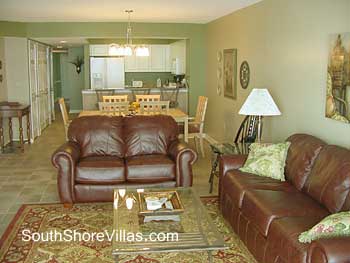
[0,197,256,263]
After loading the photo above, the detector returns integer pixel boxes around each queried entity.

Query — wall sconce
[69,56,84,74]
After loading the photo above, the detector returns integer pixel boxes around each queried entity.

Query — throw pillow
[299,212,350,243]
[239,142,291,181]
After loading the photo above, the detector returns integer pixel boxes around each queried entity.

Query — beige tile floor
[0,114,218,236]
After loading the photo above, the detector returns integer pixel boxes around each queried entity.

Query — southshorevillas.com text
[22,229,179,243]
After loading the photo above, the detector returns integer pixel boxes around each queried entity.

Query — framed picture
[325,33,350,123]
[223,49,237,99]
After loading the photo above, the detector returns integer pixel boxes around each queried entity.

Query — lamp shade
[239,88,281,116]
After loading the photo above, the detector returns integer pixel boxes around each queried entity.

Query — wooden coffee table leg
[8,117,13,145]
[19,115,24,152]
[207,251,213,263]
[26,113,31,144]
[0,117,3,153]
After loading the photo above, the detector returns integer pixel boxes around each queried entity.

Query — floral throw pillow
[299,212,350,243]
[239,142,291,181]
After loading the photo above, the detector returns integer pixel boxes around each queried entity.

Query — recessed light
[57,45,63,49]
[60,40,67,43]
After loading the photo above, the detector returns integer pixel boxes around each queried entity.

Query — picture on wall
[223,49,237,99]
[326,34,350,123]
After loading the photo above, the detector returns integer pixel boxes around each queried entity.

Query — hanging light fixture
[109,10,149,57]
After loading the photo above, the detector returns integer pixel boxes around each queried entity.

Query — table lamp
[238,88,281,142]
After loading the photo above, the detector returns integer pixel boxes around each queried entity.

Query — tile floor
[0,114,218,236]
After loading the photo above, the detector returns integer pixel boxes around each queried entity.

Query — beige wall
[206,0,350,147]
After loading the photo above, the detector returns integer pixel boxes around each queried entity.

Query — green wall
[125,72,173,87]
[0,21,206,115]
[0,21,26,37]
[206,0,350,146]
[60,47,85,111]
[52,53,62,99]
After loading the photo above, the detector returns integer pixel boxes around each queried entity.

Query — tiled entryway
[0,114,217,236]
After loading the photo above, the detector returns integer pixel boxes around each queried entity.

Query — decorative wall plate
[217,84,222,95]
[216,68,222,79]
[217,51,223,62]
[239,61,250,89]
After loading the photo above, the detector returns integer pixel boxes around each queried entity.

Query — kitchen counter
[82,87,188,113]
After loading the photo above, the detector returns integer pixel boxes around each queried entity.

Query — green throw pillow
[239,142,291,181]
[299,212,350,243]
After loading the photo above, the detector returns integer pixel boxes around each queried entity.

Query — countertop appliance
[90,57,125,89]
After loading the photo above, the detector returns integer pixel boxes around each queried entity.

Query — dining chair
[131,88,151,102]
[135,94,161,103]
[102,95,129,103]
[180,96,208,158]
[234,115,259,145]
[58,98,71,140]
[140,101,170,115]
[98,101,129,116]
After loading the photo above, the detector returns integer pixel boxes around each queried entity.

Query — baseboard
[69,110,82,113]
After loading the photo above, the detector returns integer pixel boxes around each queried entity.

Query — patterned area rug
[0,197,256,263]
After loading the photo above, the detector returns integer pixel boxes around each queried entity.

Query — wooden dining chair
[131,88,151,102]
[58,98,71,140]
[135,94,161,103]
[102,95,129,103]
[234,115,259,143]
[98,101,129,116]
[140,101,170,115]
[179,96,208,158]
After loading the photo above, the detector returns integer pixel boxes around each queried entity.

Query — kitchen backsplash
[125,72,174,88]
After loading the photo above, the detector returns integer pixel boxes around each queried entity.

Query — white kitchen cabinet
[170,40,186,74]
[90,45,109,56]
[150,45,167,72]
[136,54,150,72]
[124,55,137,72]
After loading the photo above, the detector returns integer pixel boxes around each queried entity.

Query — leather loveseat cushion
[223,170,298,209]
[124,115,178,157]
[285,134,326,190]
[303,145,350,213]
[126,154,175,183]
[76,156,125,184]
[68,116,125,158]
[241,189,329,237]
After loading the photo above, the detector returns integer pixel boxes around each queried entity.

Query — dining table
[78,108,189,143]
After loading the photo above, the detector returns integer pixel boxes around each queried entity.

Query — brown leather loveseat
[219,134,350,263]
[52,115,197,205]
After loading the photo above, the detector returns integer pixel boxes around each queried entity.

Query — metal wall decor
[223,49,237,99]
[216,50,223,95]
[239,61,250,89]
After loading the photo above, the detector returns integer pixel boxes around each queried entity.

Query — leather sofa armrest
[308,237,350,263]
[52,142,81,204]
[168,140,198,187]
[219,154,247,203]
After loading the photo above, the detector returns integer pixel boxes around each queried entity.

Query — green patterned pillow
[239,142,291,181]
[299,212,350,243]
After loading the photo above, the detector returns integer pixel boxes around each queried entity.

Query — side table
[0,104,31,153]
[208,142,250,193]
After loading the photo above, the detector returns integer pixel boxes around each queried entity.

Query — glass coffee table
[112,187,227,262]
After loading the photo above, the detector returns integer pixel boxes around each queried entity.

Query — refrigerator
[90,57,125,89]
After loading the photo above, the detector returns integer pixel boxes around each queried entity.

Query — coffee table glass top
[112,187,227,255]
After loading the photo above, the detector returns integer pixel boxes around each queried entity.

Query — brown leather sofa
[52,115,197,205]
[219,134,350,263]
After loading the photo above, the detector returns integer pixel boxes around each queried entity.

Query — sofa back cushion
[124,115,178,157]
[285,134,326,190]
[303,145,350,213]
[68,116,124,158]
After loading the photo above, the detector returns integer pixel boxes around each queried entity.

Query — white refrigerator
[90,57,125,89]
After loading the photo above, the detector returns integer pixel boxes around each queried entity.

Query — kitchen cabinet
[90,45,109,56]
[149,45,167,72]
[90,44,175,73]
[169,40,186,74]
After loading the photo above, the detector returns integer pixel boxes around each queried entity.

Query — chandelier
[109,10,150,57]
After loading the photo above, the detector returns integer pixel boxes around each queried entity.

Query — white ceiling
[0,0,262,24]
